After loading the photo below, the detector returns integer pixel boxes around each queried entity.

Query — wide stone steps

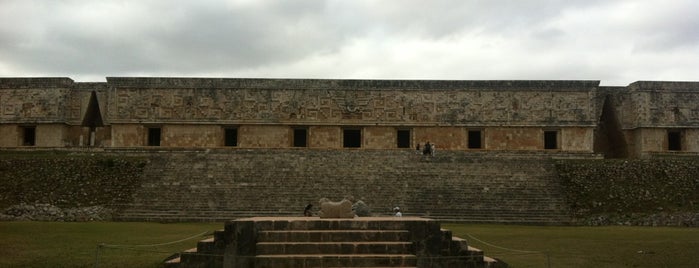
[118,197,567,207]
[171,231,418,267]
[170,217,503,267]
[116,150,575,223]
[257,230,411,242]
[118,215,569,224]
[254,254,418,268]
[116,207,569,215]
[251,218,422,267]
[256,242,414,255]
[124,192,565,201]
[125,187,560,193]
[175,247,222,268]
[115,208,571,223]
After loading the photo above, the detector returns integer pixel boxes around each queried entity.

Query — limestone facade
[1,77,697,158]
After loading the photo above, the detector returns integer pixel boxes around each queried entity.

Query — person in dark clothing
[304,204,313,217]
[423,142,432,155]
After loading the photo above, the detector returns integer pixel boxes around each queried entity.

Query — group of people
[416,141,435,156]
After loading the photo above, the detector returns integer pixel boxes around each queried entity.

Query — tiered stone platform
[111,149,583,224]
[166,217,503,268]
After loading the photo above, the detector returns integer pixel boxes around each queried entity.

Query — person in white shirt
[393,207,402,217]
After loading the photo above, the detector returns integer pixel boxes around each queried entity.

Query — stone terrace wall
[557,159,699,226]
[0,151,147,220]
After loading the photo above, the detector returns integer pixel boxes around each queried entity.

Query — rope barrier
[465,233,543,254]
[465,233,551,267]
[99,246,173,254]
[93,230,213,268]
[100,230,211,248]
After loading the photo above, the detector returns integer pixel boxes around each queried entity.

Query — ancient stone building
[1,77,698,158]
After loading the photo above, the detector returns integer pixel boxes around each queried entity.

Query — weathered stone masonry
[104,78,598,152]
[1,77,698,158]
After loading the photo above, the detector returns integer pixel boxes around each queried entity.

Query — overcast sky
[1,0,697,85]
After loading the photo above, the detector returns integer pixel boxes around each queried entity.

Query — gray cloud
[0,0,697,85]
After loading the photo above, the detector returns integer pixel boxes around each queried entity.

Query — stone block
[352,200,371,217]
[318,198,355,218]
[196,238,216,253]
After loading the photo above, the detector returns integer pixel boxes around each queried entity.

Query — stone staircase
[166,217,502,268]
[112,149,583,224]
[254,229,416,267]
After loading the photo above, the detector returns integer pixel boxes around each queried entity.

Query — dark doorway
[23,126,36,146]
[224,128,238,147]
[293,128,308,147]
[468,130,482,149]
[668,130,682,151]
[343,128,362,148]
[397,129,410,148]
[147,128,161,146]
[544,131,558,150]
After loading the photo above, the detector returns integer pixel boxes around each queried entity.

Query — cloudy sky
[1,0,697,85]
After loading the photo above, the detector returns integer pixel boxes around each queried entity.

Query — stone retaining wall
[0,203,113,221]
[557,159,699,226]
[0,152,147,209]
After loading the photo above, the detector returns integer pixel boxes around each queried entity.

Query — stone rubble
[0,203,113,222]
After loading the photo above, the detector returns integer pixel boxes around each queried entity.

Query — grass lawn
[443,224,699,268]
[0,221,697,267]
[0,221,221,268]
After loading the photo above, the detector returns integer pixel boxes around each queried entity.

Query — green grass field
[0,221,221,268]
[443,224,699,268]
[0,221,697,268]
